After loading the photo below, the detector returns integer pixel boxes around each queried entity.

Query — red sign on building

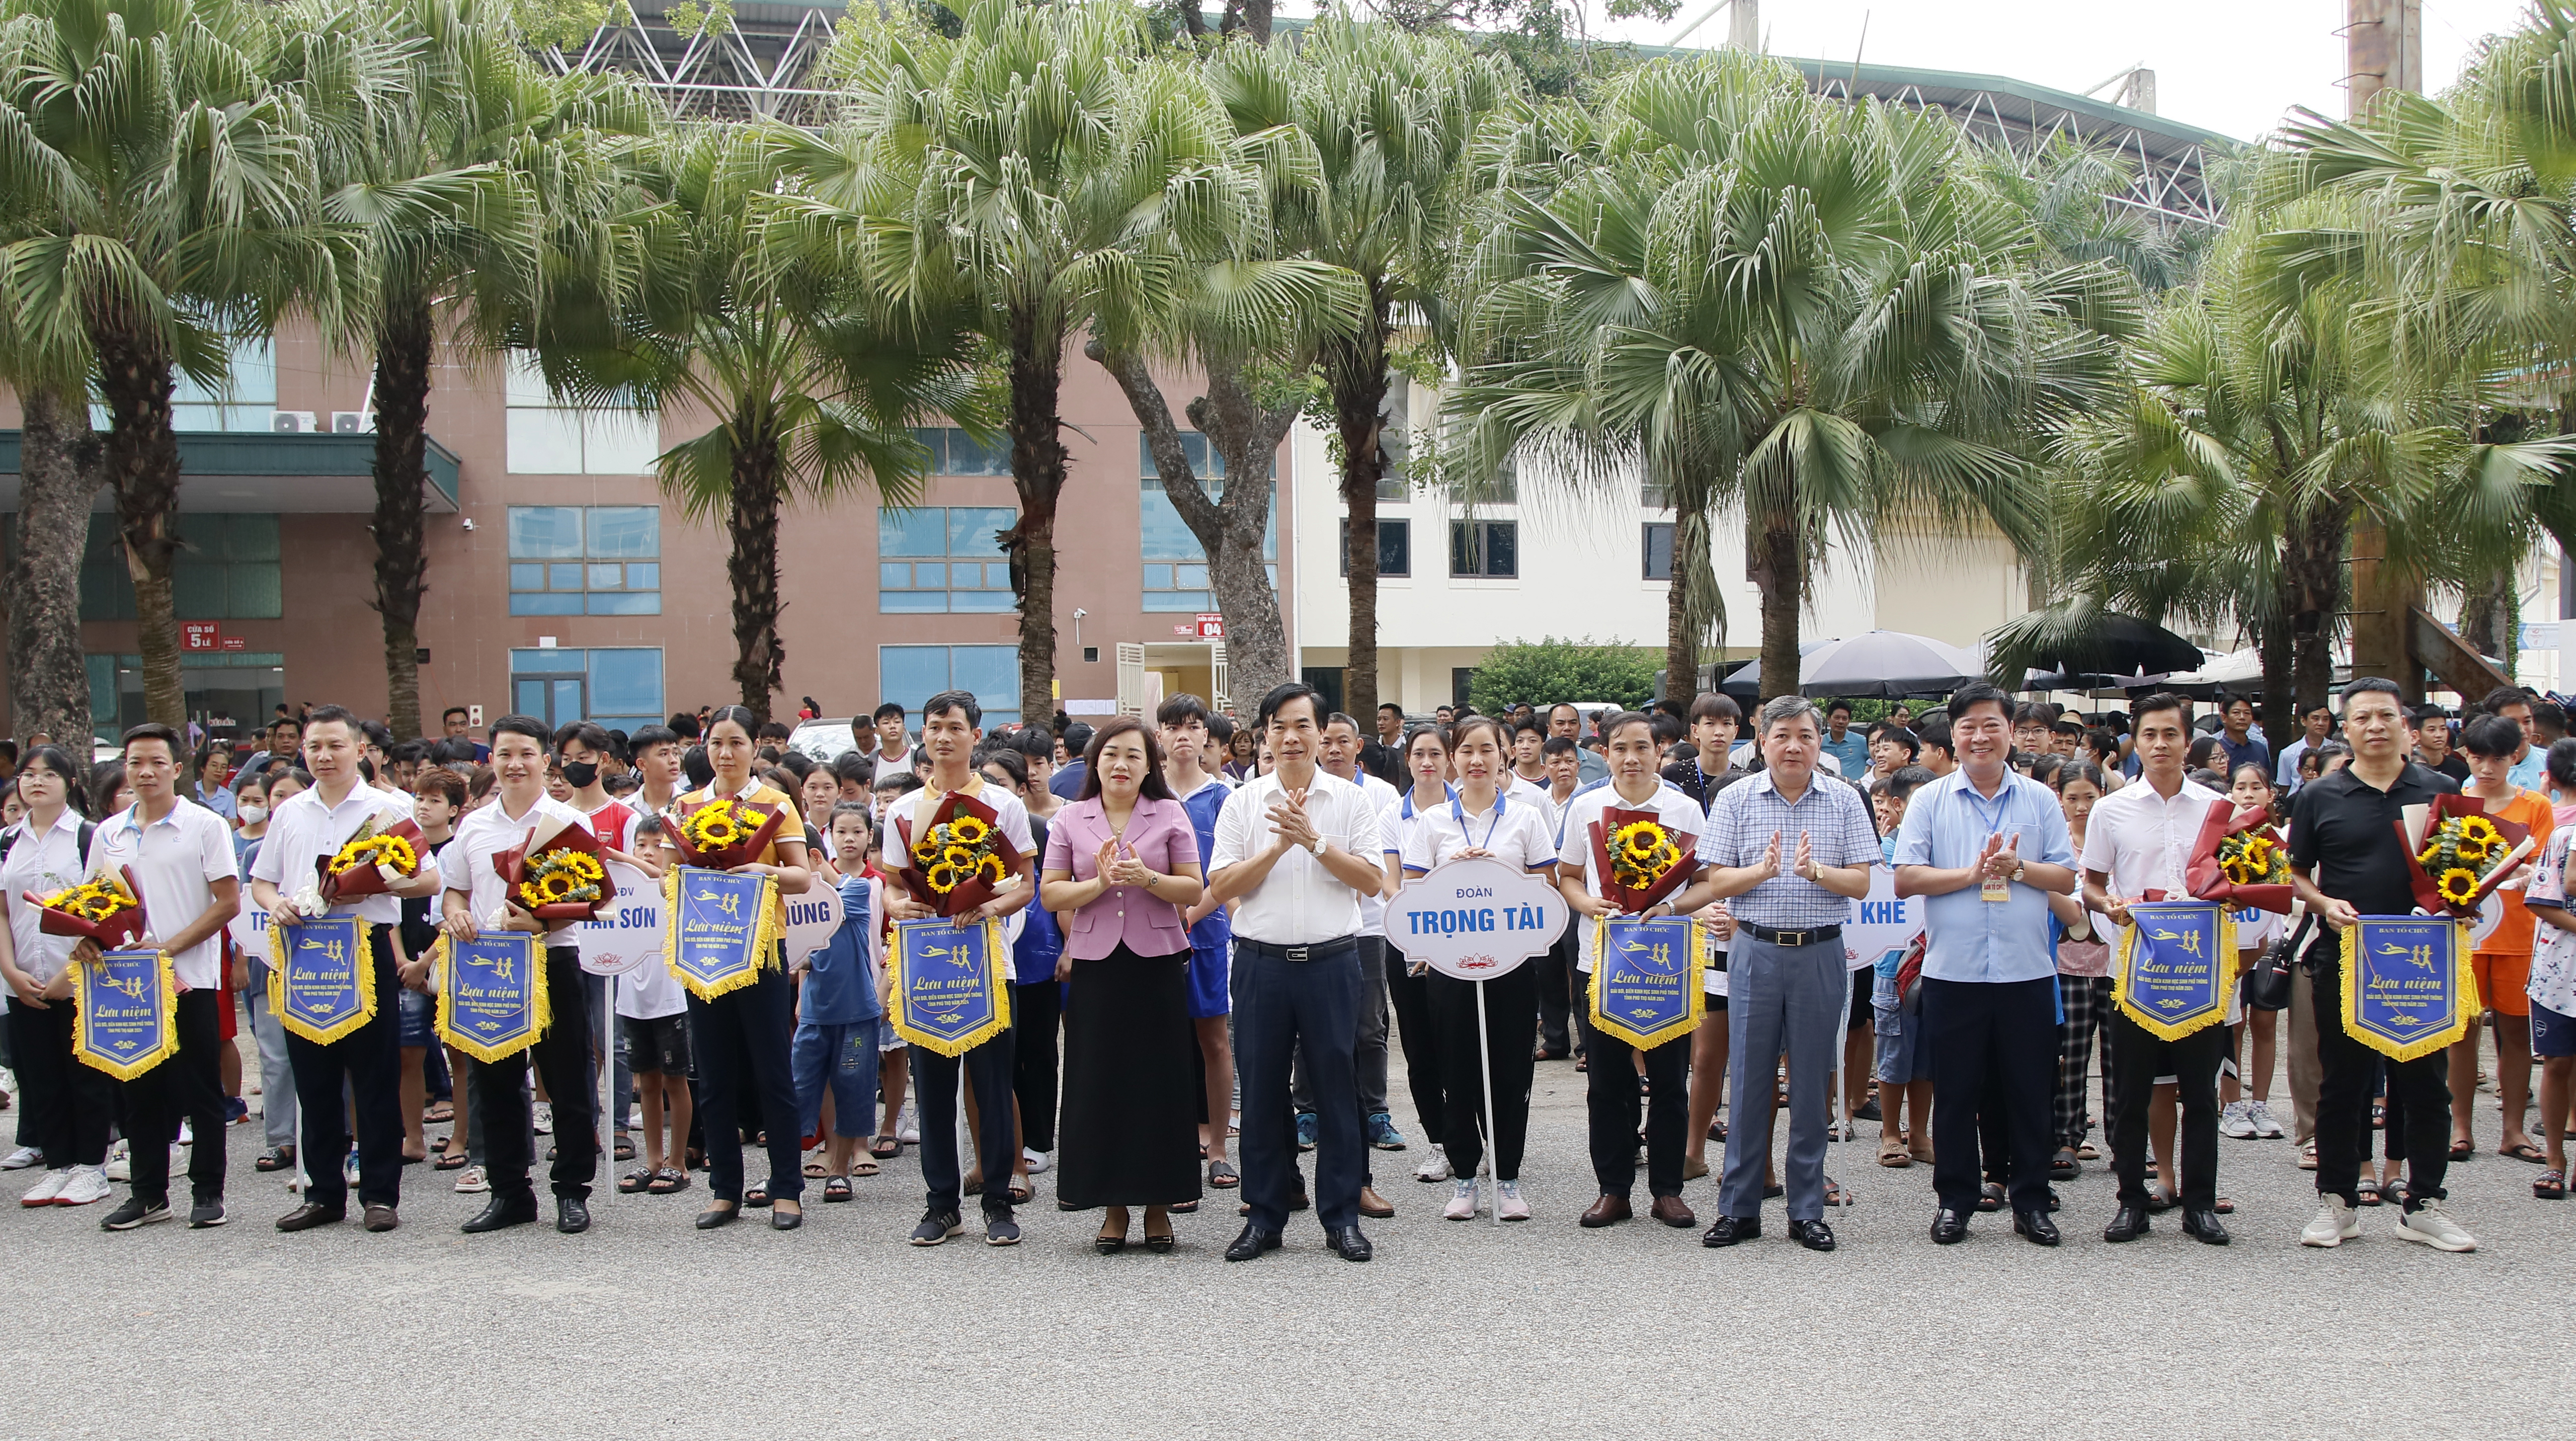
[1194,613,1224,641]
[219,636,247,652]
[181,622,221,652]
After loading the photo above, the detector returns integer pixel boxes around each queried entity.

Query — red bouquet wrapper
[1588,806,1700,914]
[317,816,429,905]
[493,815,611,923]
[896,786,1023,919]
[27,865,147,950]
[2185,799,2295,915]
[667,795,788,871]
[2398,793,2536,919]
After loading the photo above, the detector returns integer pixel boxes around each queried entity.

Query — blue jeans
[793,1017,883,1141]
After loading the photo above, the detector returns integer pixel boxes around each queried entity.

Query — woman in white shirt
[0,746,113,1205]
[1396,716,1558,1222]
[1379,725,1454,1184]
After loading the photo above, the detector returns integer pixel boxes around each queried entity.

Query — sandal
[1009,1178,1034,1206]
[423,1101,454,1125]
[618,1167,653,1194]
[2049,1147,2078,1180]
[1878,1139,1911,1168]
[822,1176,852,1203]
[647,1167,689,1195]
[1975,1181,2005,1213]
[2535,1167,2566,1200]
[2076,1141,2098,1160]
[2371,1102,2386,1129]
[1206,1159,1240,1188]
[2214,1196,2234,1215]
[2449,1138,2474,1161]
[803,1154,831,1178]
[869,1134,900,1159]
[613,1136,634,1162]
[2500,1141,2546,1164]
[2356,1176,2383,1206]
[1823,1176,1852,1208]
[744,1182,770,1208]
[851,1156,879,1177]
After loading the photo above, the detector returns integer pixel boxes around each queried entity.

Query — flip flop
[2500,1141,2547,1164]
[423,1102,454,1125]
[433,1150,468,1171]
[869,1135,900,1159]
[2449,1139,2475,1161]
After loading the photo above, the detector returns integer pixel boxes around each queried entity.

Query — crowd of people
[0,673,2564,1261]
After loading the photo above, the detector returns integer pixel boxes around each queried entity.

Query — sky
[1303,1,2540,141]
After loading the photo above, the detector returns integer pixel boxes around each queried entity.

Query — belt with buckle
[1239,936,1359,964]
[1743,922,1842,948]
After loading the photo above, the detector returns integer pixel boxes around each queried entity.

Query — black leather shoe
[2013,1209,2062,1246]
[461,1195,538,1234]
[1787,1218,1835,1251]
[697,1205,742,1231]
[2181,1208,2231,1245]
[556,1198,591,1234]
[2103,1205,2150,1243]
[1700,1215,1761,1247]
[772,1207,804,1232]
[1224,1224,1281,1262]
[1325,1225,1373,1261]
[1929,1208,1970,1244]
[275,1202,345,1232]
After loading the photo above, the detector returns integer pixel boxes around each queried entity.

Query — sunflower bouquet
[27,865,147,950]
[2185,798,2294,914]
[2398,794,2536,919]
[317,815,427,905]
[897,788,1021,918]
[666,795,786,871]
[492,816,612,923]
[1588,807,1698,914]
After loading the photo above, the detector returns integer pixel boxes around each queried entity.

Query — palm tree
[0,0,372,729]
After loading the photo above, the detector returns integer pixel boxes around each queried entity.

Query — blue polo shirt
[1892,767,2074,984]
[1180,778,1232,954]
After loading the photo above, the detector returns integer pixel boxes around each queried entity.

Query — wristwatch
[1306,835,1327,857]
[2010,859,2028,884]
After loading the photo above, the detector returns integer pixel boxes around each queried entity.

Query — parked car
[787,717,862,764]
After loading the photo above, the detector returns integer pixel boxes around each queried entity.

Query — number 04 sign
[1384,855,1569,980]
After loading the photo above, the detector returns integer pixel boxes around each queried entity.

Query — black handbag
[2242,913,2310,1012]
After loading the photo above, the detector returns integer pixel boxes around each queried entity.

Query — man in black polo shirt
[2288,677,2477,1252]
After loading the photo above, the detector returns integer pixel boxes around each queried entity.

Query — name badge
[1981,874,2011,903]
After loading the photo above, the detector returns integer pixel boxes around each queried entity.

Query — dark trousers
[122,987,227,1205]
[1535,929,1576,1055]
[687,967,803,1206]
[1236,938,1363,1231]
[1010,979,1061,1154]
[472,946,598,1204]
[1585,1023,1689,1200]
[8,995,112,1167]
[285,934,404,1212]
[2311,948,2451,1207]
[1426,966,1537,1182]
[2106,1009,2224,1210]
[1923,975,2057,1216]
[1383,950,1443,1149]
[1720,934,1843,1222]
[914,1030,1018,1216]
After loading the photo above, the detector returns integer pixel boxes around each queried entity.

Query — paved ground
[6,1036,2572,1440]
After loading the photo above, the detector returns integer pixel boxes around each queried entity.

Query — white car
[787,717,862,764]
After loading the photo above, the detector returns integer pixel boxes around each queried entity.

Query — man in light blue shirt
[1819,700,1871,778]
[1894,682,2077,1248]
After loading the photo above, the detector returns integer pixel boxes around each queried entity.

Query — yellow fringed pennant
[889,917,1013,1057]
[2113,902,2240,1041]
[69,948,180,1081]
[1586,914,1706,1050]
[433,931,552,1063]
[661,866,786,1003]
[2341,915,2477,1062]
[267,916,379,1045]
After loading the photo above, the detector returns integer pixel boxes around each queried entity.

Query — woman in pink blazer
[1039,717,1206,1252]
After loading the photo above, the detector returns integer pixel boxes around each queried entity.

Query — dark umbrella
[1795,631,1985,699]
[1985,608,2202,683]
[1718,639,1836,700]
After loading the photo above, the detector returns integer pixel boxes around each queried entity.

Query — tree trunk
[93,319,186,730]
[1746,510,1804,701]
[2285,503,2349,718]
[1664,559,1695,707]
[1663,499,1720,705]
[9,384,101,747]
[726,417,785,721]
[371,292,434,741]
[2458,572,2515,666]
[2257,606,2294,753]
[999,305,1070,727]
[1323,300,1391,719]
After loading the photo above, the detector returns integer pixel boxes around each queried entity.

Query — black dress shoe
[1929,1208,1970,1244]
[1325,1225,1373,1261]
[1224,1224,1281,1262]
[2103,1205,2150,1243]
[461,1195,538,1234]
[275,1202,345,1232]
[556,1197,591,1234]
[772,1207,803,1231]
[2181,1208,2231,1245]
[1700,1215,1761,1247]
[1787,1218,1835,1251]
[696,1205,741,1231]
[2013,1209,2062,1246]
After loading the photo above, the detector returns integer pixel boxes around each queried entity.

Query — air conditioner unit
[269,410,317,434]
[330,411,373,434]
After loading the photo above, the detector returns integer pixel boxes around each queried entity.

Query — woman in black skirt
[1039,718,1205,1252]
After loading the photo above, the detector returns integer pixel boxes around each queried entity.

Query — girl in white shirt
[0,748,112,1205]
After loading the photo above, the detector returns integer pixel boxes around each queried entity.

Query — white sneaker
[897,1104,920,1145]
[2219,1100,2255,1139]
[1444,1177,1478,1220]
[2247,1100,2284,1139]
[454,1164,488,1194]
[54,1165,112,1207]
[1,1145,41,1171]
[2393,1197,2478,1252]
[531,1101,553,1136]
[2300,1200,2360,1247]
[1497,1179,1531,1221]
[20,1167,70,1206]
[103,1140,129,1183]
[1022,1148,1051,1175]
[1415,1143,1451,1183]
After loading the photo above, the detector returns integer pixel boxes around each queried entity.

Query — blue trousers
[913,1029,1017,1215]
[793,1017,883,1141]
[687,967,803,1206]
[1236,938,1363,1231]
[1924,975,2059,1217]
[1720,933,1844,1222]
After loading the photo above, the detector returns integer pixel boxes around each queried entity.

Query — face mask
[559,761,600,788]
[238,804,268,826]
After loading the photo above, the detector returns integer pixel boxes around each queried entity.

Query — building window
[879,645,1020,728]
[1450,519,1517,579]
[1643,522,1675,581]
[879,506,1015,613]
[174,337,277,432]
[1140,435,1275,612]
[1642,481,1675,511]
[911,427,1012,475]
[507,647,664,733]
[1338,518,1410,578]
[68,513,281,621]
[504,354,659,475]
[507,506,661,616]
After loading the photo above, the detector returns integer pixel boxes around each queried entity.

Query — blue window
[507,506,661,616]
[506,647,664,734]
[909,427,1011,475]
[59,513,281,621]
[878,645,1020,728]
[879,505,1014,613]
[1139,435,1274,612]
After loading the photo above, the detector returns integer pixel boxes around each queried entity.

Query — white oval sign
[574,861,660,976]
[1385,855,1569,981]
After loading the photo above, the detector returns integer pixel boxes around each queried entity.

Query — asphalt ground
[4,1028,2571,1440]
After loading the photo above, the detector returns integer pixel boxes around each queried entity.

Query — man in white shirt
[868,702,915,785]
[2080,693,2231,1247]
[440,716,606,1236]
[251,705,445,1234]
[1305,713,1404,1209]
[86,723,241,1232]
[1208,682,1387,1263]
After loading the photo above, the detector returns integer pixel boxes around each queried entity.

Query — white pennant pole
[1476,978,1500,1228]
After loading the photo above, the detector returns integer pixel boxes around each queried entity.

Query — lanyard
[1956,775,2016,840]
[1401,783,1458,821]
[1451,790,1506,854]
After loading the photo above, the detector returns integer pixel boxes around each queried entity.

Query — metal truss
[545,2,843,125]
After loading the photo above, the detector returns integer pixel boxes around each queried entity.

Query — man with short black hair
[1050,722,1096,800]
[2216,696,2269,779]
[1549,702,1609,784]
[1916,716,1956,777]
[1377,702,1405,748]
[1821,700,1870,778]
[1159,694,1239,1190]
[2276,703,2335,790]
[442,706,491,764]
[868,702,913,784]
[2480,685,2548,789]
[1305,714,1404,1199]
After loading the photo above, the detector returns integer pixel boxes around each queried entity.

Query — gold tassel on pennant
[69,950,180,1081]
[269,919,379,1046]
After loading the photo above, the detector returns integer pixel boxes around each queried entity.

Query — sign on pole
[1383,855,1568,980]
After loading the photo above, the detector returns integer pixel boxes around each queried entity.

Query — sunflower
[977,854,1006,883]
[539,871,578,901]
[2451,832,2492,865]
[2458,815,2502,848]
[912,839,940,863]
[565,852,606,881]
[940,844,972,867]
[2222,859,2253,885]
[2418,843,2444,868]
[950,816,990,845]
[2240,836,2273,866]
[2437,867,2480,906]
[926,861,960,893]
[376,836,417,872]
[691,813,742,847]
[1616,822,1662,860]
